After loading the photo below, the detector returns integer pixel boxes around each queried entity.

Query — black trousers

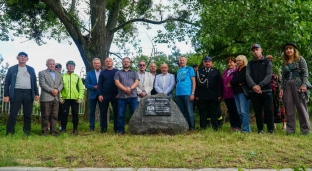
[250,92,274,131]
[101,94,118,132]
[62,99,79,131]
[58,102,63,121]
[224,98,241,128]
[6,89,33,134]
[198,99,219,130]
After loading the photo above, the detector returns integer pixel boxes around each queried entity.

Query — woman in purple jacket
[222,57,241,131]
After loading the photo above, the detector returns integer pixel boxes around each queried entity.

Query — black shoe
[100,128,107,133]
[51,132,60,137]
[24,131,30,136]
[258,130,264,134]
[73,130,78,135]
[42,131,48,136]
[89,128,94,132]
[268,130,274,134]
[6,132,13,136]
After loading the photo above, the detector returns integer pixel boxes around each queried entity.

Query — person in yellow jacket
[60,61,84,135]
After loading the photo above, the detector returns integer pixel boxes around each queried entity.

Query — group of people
[4,52,85,136]
[206,42,310,135]
[4,41,311,136]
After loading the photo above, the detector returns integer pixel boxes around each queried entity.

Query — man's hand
[35,95,39,101]
[4,97,9,103]
[218,96,222,101]
[140,92,147,97]
[76,99,83,103]
[94,85,98,90]
[227,83,232,87]
[98,95,103,102]
[190,94,195,101]
[51,89,59,96]
[252,85,262,94]
[124,87,131,95]
[60,98,65,104]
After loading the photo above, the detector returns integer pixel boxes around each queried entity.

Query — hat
[55,63,62,68]
[250,44,261,50]
[17,52,28,57]
[283,42,297,50]
[203,56,213,62]
[66,60,76,66]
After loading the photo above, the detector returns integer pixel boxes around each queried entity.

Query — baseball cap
[17,52,28,57]
[283,42,297,50]
[55,63,62,68]
[250,44,261,50]
[203,56,213,62]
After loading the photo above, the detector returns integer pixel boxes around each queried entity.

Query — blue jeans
[117,98,138,133]
[234,93,251,132]
[176,95,195,129]
[89,98,103,130]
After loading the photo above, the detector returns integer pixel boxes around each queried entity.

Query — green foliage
[197,0,312,60]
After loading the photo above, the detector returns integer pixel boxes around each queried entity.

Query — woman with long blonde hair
[279,42,310,135]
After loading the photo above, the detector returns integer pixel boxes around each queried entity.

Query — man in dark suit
[85,58,103,131]
[195,56,222,130]
[39,59,63,136]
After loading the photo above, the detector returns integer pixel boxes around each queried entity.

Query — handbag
[241,85,251,99]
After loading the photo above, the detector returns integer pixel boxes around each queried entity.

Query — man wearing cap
[4,52,39,136]
[60,60,84,135]
[246,44,274,134]
[195,56,222,130]
[38,59,63,136]
[175,56,196,130]
[85,58,103,132]
[55,63,63,130]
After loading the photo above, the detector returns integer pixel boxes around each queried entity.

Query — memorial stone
[129,94,188,135]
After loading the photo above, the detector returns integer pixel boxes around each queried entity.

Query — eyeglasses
[139,64,146,67]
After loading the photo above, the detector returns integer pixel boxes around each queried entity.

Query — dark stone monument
[129,94,188,135]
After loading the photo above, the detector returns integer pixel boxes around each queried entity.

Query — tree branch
[70,0,76,13]
[110,17,197,33]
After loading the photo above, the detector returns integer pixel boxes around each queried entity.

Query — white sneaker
[59,127,62,131]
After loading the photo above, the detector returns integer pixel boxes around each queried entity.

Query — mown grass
[0,117,311,169]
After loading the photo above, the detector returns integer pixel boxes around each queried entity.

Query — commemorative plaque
[145,96,171,116]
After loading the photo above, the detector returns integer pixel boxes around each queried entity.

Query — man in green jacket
[60,61,84,135]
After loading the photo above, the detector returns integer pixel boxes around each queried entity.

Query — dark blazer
[38,69,63,102]
[230,66,247,95]
[85,70,101,99]
[195,67,222,100]
[4,64,39,102]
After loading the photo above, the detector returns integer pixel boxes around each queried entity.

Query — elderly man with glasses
[136,60,154,102]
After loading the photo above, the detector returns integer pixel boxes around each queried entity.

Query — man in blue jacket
[85,58,103,131]
[4,52,39,136]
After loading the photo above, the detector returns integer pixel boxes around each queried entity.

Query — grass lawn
[0,117,311,169]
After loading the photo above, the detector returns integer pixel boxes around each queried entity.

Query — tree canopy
[0,0,197,71]
[195,0,312,60]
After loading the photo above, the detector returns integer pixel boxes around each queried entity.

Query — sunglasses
[55,65,62,68]
[139,64,146,67]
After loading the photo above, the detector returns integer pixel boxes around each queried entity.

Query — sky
[0,0,194,78]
